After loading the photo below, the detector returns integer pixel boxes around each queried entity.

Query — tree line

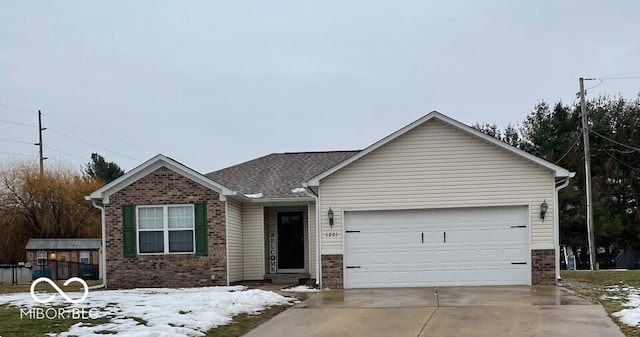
[0,154,123,261]
[474,94,640,268]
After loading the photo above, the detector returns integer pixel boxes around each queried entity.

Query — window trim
[37,250,47,266]
[136,204,196,255]
[79,250,90,264]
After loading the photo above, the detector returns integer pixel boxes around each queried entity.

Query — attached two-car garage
[344,206,530,288]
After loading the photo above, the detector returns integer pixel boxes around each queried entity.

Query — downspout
[554,177,571,282]
[90,200,107,290]
[304,186,321,289]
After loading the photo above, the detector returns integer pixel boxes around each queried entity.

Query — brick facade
[105,167,226,288]
[321,254,343,289]
[532,249,556,285]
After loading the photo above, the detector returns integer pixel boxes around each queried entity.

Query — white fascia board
[305,111,573,186]
[88,154,235,203]
[252,197,315,203]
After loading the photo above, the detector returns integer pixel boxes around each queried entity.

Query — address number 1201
[324,232,339,238]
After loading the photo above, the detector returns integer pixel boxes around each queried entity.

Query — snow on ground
[604,285,640,327]
[0,285,294,336]
[281,285,320,293]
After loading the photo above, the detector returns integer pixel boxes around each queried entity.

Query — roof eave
[305,111,574,184]
[87,154,236,203]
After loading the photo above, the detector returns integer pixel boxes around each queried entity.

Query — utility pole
[35,110,47,176]
[579,78,596,270]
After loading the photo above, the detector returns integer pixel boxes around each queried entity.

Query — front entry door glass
[277,212,304,272]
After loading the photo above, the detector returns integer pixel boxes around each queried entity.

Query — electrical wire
[0,151,35,157]
[46,147,91,161]
[590,129,640,152]
[0,103,37,113]
[603,150,639,172]
[42,112,158,153]
[554,133,582,164]
[0,138,34,145]
[0,119,37,128]
[47,128,142,161]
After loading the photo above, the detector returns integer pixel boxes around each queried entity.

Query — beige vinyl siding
[319,119,555,252]
[308,202,316,279]
[226,199,243,283]
[243,204,265,280]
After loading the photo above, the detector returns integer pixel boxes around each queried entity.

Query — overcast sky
[1,1,639,173]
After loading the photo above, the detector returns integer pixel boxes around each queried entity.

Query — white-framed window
[37,250,47,265]
[80,251,90,264]
[137,205,195,254]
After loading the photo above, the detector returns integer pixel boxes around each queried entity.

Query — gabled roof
[306,111,573,186]
[26,238,102,250]
[87,154,236,204]
[206,151,359,199]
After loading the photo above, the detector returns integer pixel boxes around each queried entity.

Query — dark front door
[277,212,304,271]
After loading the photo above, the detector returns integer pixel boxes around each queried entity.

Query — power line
[0,138,33,145]
[590,129,640,152]
[554,132,582,164]
[47,128,142,161]
[603,150,639,172]
[587,76,640,81]
[0,119,37,128]
[0,151,36,158]
[42,112,157,154]
[46,147,90,161]
[0,103,37,113]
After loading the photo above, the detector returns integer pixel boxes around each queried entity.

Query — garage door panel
[345,206,530,288]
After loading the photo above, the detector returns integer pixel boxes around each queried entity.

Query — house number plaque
[269,232,277,273]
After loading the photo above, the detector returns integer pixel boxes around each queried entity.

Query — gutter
[303,185,322,289]
[554,175,573,282]
[88,198,107,290]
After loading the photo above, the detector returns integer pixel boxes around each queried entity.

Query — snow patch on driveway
[0,285,294,336]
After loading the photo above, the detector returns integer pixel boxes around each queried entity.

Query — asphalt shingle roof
[25,238,102,250]
[206,151,360,199]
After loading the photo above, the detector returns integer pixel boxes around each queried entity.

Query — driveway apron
[244,286,623,337]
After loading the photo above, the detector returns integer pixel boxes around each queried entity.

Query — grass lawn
[562,270,640,337]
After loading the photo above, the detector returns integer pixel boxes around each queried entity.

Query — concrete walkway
[245,286,624,337]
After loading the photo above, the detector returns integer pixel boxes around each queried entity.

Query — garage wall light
[540,200,549,221]
[327,207,334,227]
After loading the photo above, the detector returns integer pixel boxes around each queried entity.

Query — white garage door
[344,206,529,288]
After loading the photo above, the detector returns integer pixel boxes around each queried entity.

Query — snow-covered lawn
[0,285,295,336]
[603,285,640,327]
[281,285,321,293]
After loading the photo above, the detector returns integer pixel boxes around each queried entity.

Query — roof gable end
[306,111,572,186]
[87,154,235,203]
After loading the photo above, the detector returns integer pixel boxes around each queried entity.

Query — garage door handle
[443,231,446,243]
[346,266,361,269]
[511,225,527,228]
[346,230,360,233]
[511,262,527,265]
[421,232,424,243]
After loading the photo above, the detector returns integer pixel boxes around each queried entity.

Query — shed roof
[25,238,101,250]
[206,151,359,199]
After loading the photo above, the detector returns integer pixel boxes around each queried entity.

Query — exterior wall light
[328,207,334,227]
[540,200,549,221]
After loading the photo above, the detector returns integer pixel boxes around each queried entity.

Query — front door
[277,212,305,273]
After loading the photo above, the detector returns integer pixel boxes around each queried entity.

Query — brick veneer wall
[532,249,556,285]
[322,254,343,289]
[104,167,226,288]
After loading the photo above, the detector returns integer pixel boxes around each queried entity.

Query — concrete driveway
[245,286,624,337]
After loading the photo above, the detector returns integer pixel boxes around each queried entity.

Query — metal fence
[0,260,99,284]
[0,261,32,284]
[29,260,99,281]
